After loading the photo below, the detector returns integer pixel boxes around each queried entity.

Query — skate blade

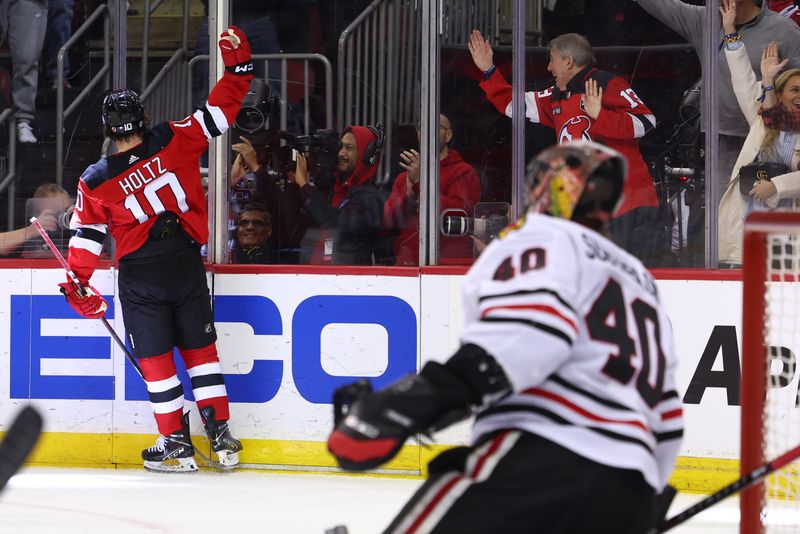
[216,450,240,468]
[143,457,199,473]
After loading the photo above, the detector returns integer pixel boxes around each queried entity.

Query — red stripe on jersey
[522,387,649,433]
[67,246,102,284]
[154,408,184,435]
[480,304,578,334]
[139,351,177,381]
[180,343,219,369]
[468,430,508,479]
[197,395,230,422]
[660,408,683,421]
[406,474,464,534]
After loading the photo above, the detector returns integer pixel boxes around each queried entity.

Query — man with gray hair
[469,30,663,265]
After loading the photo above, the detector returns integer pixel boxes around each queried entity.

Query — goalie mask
[525,141,626,227]
[102,89,145,136]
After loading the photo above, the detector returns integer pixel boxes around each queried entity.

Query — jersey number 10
[123,172,189,223]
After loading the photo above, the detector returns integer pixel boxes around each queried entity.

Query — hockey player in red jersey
[468,30,663,265]
[59,26,254,472]
[328,142,683,533]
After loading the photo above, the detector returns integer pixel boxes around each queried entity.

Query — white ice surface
[0,466,779,533]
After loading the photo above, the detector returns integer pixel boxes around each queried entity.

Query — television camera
[232,78,339,189]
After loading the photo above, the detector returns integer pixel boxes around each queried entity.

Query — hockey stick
[30,218,230,472]
[655,443,800,532]
[0,406,43,494]
[29,216,143,378]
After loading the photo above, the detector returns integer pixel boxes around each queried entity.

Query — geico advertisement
[1,270,793,459]
[1,269,420,442]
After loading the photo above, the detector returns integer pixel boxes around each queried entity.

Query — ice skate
[141,415,198,473]
[200,406,242,468]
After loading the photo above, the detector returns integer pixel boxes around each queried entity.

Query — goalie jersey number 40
[460,213,683,491]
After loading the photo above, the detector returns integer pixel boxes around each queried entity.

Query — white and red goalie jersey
[460,213,683,491]
[67,70,252,282]
[479,66,658,216]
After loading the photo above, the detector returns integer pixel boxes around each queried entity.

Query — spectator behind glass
[632,0,800,203]
[383,112,481,265]
[0,182,71,256]
[719,0,800,265]
[291,125,390,265]
[468,30,664,266]
[230,202,277,264]
[44,0,74,90]
[0,0,47,143]
[230,133,311,263]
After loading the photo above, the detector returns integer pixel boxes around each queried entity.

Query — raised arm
[469,29,554,127]
[171,26,255,156]
[759,42,788,111]
[634,0,703,42]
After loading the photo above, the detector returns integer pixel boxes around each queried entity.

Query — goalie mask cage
[741,212,800,534]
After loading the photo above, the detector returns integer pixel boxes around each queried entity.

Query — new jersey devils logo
[558,116,592,143]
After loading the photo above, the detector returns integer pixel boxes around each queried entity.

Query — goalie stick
[30,217,233,472]
[0,406,43,494]
[30,216,143,378]
[653,443,800,532]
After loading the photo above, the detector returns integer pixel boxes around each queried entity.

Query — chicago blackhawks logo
[558,116,592,143]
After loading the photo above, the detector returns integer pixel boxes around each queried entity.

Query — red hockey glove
[218,26,253,75]
[58,280,108,319]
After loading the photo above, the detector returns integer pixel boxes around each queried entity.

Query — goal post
[741,211,800,534]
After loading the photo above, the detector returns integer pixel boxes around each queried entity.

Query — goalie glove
[58,279,108,319]
[219,25,253,75]
[327,343,512,471]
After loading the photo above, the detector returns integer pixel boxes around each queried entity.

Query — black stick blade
[0,406,44,493]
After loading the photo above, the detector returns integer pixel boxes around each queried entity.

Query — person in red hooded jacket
[292,124,390,265]
[383,113,481,265]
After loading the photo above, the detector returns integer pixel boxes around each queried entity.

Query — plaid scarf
[760,104,800,132]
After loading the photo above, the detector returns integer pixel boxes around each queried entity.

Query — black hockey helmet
[525,141,626,226]
[102,89,145,135]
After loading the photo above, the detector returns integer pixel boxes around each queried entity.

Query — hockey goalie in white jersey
[328,141,683,534]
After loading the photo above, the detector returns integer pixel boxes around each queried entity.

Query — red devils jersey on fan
[461,213,683,490]
[67,71,252,282]
[479,66,658,215]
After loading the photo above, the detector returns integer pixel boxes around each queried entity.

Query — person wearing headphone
[291,124,392,265]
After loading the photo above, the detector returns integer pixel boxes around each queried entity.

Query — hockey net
[741,212,800,534]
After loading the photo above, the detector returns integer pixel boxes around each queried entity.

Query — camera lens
[234,107,266,134]
[57,206,75,230]
[442,216,471,236]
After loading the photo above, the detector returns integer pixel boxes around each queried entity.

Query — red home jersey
[479,66,658,215]
[67,71,252,282]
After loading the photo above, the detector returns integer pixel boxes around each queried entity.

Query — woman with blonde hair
[719,0,800,265]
